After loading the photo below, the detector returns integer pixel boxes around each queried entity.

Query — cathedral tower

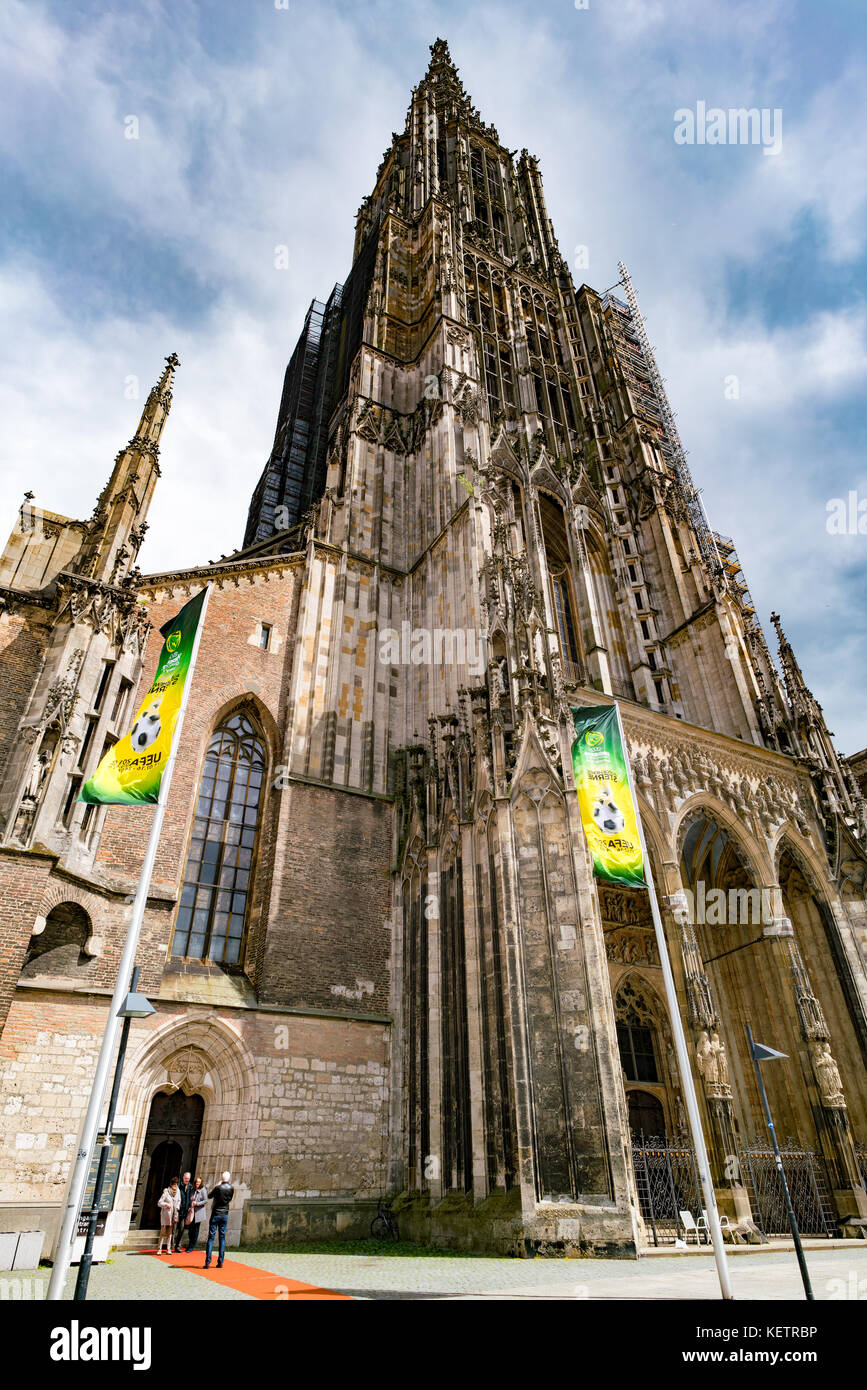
[232,39,867,1248]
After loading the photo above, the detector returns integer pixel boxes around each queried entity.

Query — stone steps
[115,1229,161,1253]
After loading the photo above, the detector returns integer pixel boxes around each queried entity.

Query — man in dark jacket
[204,1172,234,1268]
[174,1172,193,1252]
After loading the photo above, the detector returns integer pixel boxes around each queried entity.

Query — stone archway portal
[137,1091,205,1228]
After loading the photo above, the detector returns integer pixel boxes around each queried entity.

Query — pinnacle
[418,37,488,131]
[153,351,180,395]
[427,37,455,72]
[423,36,465,94]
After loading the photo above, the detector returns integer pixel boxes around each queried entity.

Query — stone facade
[0,40,866,1260]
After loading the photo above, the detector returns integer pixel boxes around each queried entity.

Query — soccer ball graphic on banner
[592,785,626,836]
[130,698,162,752]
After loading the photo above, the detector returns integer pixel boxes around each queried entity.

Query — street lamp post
[72,967,155,1301]
[746,1023,814,1300]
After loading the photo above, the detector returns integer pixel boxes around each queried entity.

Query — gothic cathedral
[1,41,866,1257]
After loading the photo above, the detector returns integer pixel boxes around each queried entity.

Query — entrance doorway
[135,1091,205,1228]
[627,1088,665,1139]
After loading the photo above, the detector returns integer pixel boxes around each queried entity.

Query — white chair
[699,1209,732,1243]
[679,1210,702,1244]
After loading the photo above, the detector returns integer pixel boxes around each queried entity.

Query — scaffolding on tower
[616,260,722,577]
[712,532,759,632]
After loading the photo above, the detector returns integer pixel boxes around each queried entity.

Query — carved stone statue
[23,748,51,804]
[493,656,509,698]
[810,1040,845,1107]
[12,748,52,842]
[695,1030,718,1085]
[710,1030,730,1087]
[696,1028,733,1096]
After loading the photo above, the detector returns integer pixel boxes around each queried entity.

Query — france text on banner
[571,704,646,887]
[80,588,208,805]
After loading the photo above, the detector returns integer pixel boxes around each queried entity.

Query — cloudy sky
[1,0,865,750]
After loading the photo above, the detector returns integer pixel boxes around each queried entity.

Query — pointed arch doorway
[627,1089,666,1139]
[136,1091,205,1228]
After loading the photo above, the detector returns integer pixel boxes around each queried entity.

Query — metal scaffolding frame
[616,260,721,576]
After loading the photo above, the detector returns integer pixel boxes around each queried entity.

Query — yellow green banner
[572,705,646,886]
[80,588,208,805]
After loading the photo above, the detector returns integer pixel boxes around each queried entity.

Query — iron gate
[631,1135,702,1245]
[738,1140,834,1238]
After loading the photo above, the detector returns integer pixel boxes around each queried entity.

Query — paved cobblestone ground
[18,1241,866,1301]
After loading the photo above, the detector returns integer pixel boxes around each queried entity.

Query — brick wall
[95,567,298,897]
[241,1011,389,1198]
[0,560,394,1245]
[258,779,393,1013]
[0,606,51,789]
[88,568,297,993]
[0,992,390,1245]
[0,991,104,1205]
[0,849,54,1032]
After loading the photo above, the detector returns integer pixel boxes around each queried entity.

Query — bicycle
[370,1198,400,1241]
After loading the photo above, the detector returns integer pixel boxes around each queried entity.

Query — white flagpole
[47,583,212,1300]
[612,699,734,1300]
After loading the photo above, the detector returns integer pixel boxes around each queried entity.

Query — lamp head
[117,991,155,1020]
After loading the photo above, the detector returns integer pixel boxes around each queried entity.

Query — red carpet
[147,1249,353,1300]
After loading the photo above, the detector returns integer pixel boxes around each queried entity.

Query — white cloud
[0,260,280,572]
[0,0,865,749]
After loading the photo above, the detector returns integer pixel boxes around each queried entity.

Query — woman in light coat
[157,1176,181,1254]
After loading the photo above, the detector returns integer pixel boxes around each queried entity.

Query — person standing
[185,1177,208,1251]
[157,1177,180,1255]
[204,1171,234,1268]
[174,1172,193,1253]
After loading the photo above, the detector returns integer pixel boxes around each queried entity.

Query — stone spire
[771,611,864,838]
[415,36,498,138]
[771,611,823,729]
[73,353,180,586]
[419,38,466,102]
[426,37,457,76]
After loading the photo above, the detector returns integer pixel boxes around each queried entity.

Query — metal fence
[632,1134,840,1245]
[631,1134,702,1246]
[738,1140,835,1238]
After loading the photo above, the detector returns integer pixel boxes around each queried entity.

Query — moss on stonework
[392,1188,428,1213]
[434,1189,475,1213]
[474,1188,522,1217]
[241,1238,479,1258]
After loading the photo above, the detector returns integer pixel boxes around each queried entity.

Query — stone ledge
[641,1237,867,1256]
[395,1189,638,1258]
[242,1196,380,1246]
[14,977,391,1024]
[158,965,257,1009]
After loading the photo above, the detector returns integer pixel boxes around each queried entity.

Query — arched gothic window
[615,979,660,1083]
[539,493,582,674]
[171,713,265,964]
[617,1010,659,1083]
[549,564,581,668]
